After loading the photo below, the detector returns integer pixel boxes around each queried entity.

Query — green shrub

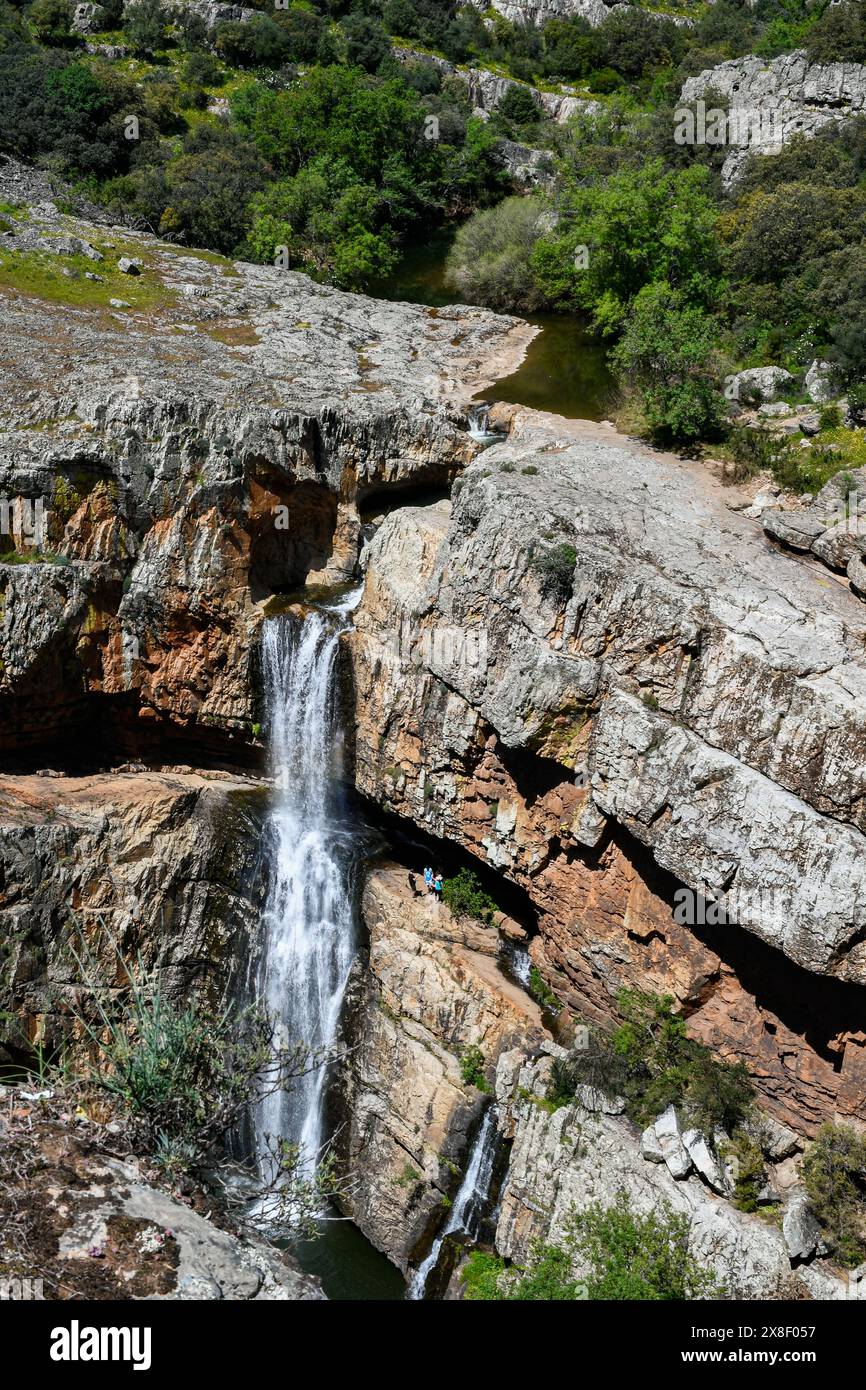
[461,1191,715,1300]
[532,542,577,604]
[441,867,497,924]
[529,965,561,1012]
[722,1128,766,1214]
[459,1044,488,1091]
[802,1123,866,1267]
[550,990,754,1133]
[568,1190,715,1300]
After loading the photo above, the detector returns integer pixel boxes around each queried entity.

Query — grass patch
[0,246,177,315]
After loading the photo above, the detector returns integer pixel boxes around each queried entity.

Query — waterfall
[467,404,502,445]
[408,1105,500,1300]
[254,589,362,1190]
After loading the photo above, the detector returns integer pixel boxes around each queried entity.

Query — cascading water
[467,404,503,446]
[408,1105,500,1300]
[254,588,362,1190]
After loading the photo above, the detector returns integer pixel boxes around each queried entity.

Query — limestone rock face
[0,770,267,1061]
[0,174,533,755]
[492,1051,845,1300]
[466,0,628,28]
[335,865,545,1270]
[348,410,866,1132]
[1,1104,323,1300]
[681,52,866,187]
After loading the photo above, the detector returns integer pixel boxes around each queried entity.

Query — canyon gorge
[1,165,865,1302]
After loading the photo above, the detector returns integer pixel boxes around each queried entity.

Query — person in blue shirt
[424,866,433,893]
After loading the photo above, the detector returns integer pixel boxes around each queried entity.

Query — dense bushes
[802,1123,866,1266]
[462,1190,714,1300]
[551,990,755,1132]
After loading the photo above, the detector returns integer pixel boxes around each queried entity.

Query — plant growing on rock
[531,541,577,605]
[567,1189,716,1300]
[54,928,342,1236]
[441,867,497,924]
[548,990,754,1133]
[459,1043,488,1091]
[802,1122,866,1267]
[462,1190,715,1300]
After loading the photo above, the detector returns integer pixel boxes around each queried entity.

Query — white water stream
[255,588,362,1184]
[408,1104,500,1300]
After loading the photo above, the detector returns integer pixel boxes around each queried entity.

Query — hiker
[433,872,443,901]
[424,866,433,893]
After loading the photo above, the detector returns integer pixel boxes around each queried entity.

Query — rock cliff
[348,408,866,1134]
[335,864,544,1270]
[680,51,866,187]
[0,167,533,759]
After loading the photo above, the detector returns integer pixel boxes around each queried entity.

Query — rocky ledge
[348,407,866,1134]
[0,1092,322,1300]
[0,168,534,757]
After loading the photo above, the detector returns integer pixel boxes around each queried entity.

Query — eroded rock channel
[1,191,865,1301]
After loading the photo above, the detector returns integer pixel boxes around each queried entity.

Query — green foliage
[459,1044,488,1090]
[531,541,577,604]
[533,160,722,336]
[529,965,560,1012]
[121,0,167,57]
[462,1191,714,1300]
[551,990,754,1134]
[445,195,549,313]
[569,1190,715,1300]
[28,0,73,46]
[611,281,726,444]
[441,867,498,924]
[802,1123,866,1267]
[723,1128,766,1213]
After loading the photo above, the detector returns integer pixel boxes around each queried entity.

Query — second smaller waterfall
[408,1105,500,1300]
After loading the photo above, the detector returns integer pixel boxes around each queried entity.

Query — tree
[611,282,725,443]
[213,14,290,68]
[122,0,166,57]
[28,0,73,46]
[533,159,722,334]
[445,194,551,312]
[341,12,390,72]
[159,126,266,254]
[494,82,541,130]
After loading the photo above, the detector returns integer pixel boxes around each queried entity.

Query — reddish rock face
[347,480,866,1138]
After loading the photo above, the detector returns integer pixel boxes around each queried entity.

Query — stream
[372,232,615,421]
[251,233,586,1301]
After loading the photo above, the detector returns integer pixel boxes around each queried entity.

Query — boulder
[805,359,837,404]
[682,1128,731,1195]
[654,1105,693,1180]
[728,366,794,404]
[762,509,827,551]
[118,256,142,275]
[783,1193,828,1262]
